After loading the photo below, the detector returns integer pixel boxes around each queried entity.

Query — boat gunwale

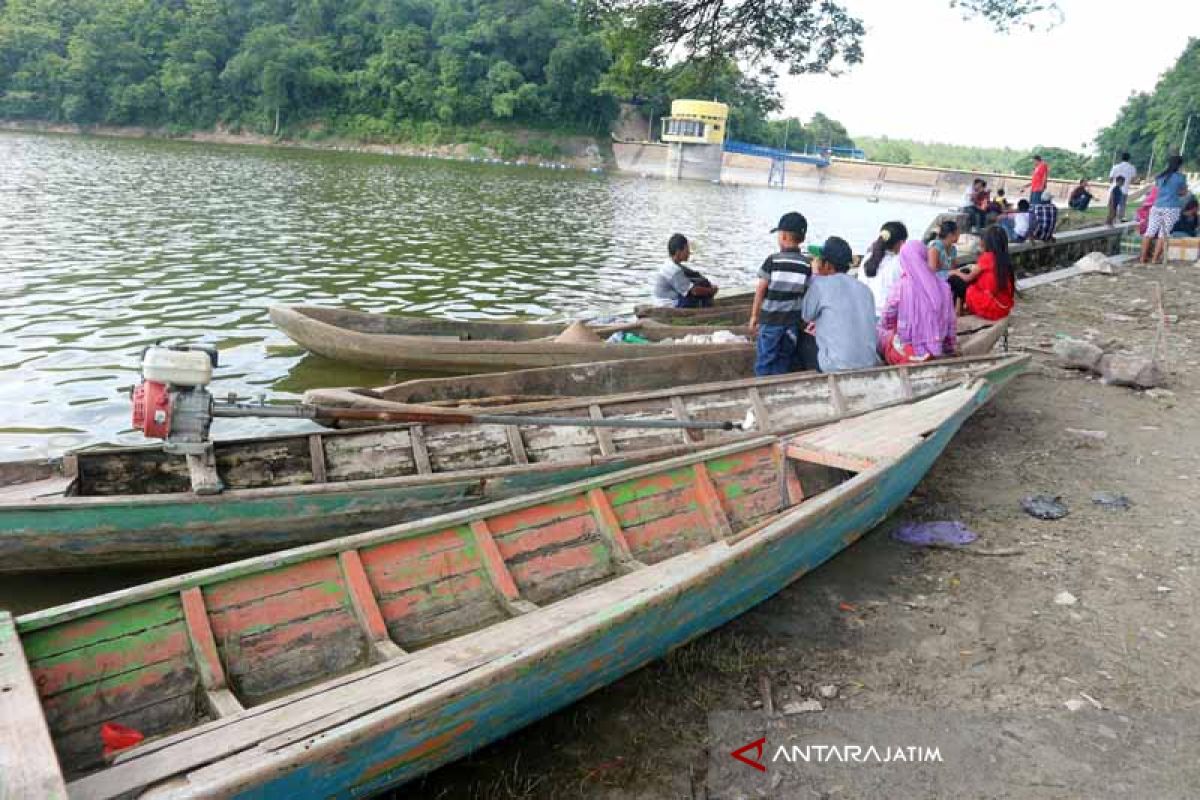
[1,355,1023,514]
[272,304,757,350]
[15,434,782,633]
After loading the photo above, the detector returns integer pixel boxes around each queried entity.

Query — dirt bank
[0,119,608,170]
[407,260,1200,799]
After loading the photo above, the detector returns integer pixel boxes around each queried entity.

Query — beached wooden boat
[304,349,756,411]
[2,365,1023,798]
[0,355,1023,573]
[270,305,753,372]
[957,315,1010,357]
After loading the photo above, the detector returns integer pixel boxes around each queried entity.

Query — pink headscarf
[896,240,955,357]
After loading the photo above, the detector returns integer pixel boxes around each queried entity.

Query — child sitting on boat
[802,236,880,373]
[651,233,719,308]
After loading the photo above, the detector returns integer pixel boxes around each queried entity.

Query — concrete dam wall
[612,142,1110,207]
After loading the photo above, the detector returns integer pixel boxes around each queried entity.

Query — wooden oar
[213,403,742,432]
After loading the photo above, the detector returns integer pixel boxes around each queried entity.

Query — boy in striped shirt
[749,212,813,376]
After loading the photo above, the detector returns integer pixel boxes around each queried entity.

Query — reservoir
[0,130,942,463]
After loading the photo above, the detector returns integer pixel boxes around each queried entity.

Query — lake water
[0,130,943,463]
[0,132,951,794]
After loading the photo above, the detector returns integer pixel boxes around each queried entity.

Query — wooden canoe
[0,355,1025,573]
[636,302,1011,357]
[269,305,753,372]
[304,349,756,411]
[2,366,1024,798]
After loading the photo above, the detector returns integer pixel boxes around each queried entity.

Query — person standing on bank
[749,212,812,376]
[1108,152,1137,221]
[802,236,880,372]
[651,233,719,308]
[1139,155,1190,265]
[1106,176,1126,227]
[1021,154,1050,206]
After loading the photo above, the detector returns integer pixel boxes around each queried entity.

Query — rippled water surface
[0,131,941,460]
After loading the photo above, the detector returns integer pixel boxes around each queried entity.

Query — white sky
[777,0,1194,151]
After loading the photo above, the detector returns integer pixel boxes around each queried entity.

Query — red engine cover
[131,380,172,439]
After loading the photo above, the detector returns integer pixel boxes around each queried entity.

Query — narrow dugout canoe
[633,303,753,326]
[1,368,1023,798]
[269,305,753,372]
[0,355,1025,573]
[636,301,1011,356]
[304,349,757,411]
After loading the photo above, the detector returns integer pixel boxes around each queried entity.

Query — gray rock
[1098,354,1164,388]
[1054,590,1079,606]
[1053,337,1104,371]
[782,699,824,715]
[1092,492,1133,511]
[1074,252,1115,274]
[818,684,840,699]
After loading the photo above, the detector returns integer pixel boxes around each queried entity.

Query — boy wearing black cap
[802,236,880,373]
[749,212,812,376]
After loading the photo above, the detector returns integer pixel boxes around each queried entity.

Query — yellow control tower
[660,99,728,181]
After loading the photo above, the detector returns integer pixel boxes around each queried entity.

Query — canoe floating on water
[1,367,1023,798]
[269,305,753,372]
[304,349,757,412]
[0,355,1026,573]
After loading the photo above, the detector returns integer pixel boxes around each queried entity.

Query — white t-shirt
[1109,162,1136,193]
[1012,212,1030,238]
[856,250,901,318]
[651,259,693,307]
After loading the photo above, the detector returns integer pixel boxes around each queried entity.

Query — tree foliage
[0,0,1067,151]
[1095,38,1199,173]
[0,0,619,134]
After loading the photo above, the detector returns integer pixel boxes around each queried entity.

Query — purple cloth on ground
[891,521,978,547]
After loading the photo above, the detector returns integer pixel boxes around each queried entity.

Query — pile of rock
[1053,337,1164,388]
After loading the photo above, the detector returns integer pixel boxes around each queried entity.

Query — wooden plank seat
[785,385,973,472]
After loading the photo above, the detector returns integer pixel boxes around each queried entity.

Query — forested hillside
[0,0,619,137]
[1094,38,1199,172]
[0,0,860,153]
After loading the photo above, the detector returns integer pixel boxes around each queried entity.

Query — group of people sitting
[651,210,1015,378]
[963,178,1058,243]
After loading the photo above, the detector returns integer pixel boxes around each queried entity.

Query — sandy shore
[407,259,1200,798]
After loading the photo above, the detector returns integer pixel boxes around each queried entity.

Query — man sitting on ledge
[652,233,719,308]
[1068,179,1095,211]
[1028,197,1059,243]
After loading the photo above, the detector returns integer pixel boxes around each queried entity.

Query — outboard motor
[131,346,222,493]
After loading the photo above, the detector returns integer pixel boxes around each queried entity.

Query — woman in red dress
[947,225,1015,320]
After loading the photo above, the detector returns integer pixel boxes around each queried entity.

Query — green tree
[1095,39,1200,172]
[1011,147,1091,181]
[221,24,335,134]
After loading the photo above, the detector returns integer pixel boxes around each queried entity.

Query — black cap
[771,212,807,237]
[821,236,852,270]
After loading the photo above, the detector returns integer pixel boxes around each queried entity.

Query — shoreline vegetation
[0,118,610,169]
